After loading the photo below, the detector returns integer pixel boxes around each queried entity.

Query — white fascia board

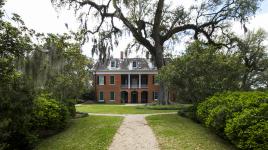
[94,70,158,75]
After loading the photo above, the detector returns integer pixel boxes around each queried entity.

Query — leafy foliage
[0,4,37,148]
[196,91,268,149]
[24,34,92,101]
[236,29,268,90]
[0,2,92,149]
[158,41,241,103]
[225,103,268,150]
[51,0,265,104]
[31,94,69,131]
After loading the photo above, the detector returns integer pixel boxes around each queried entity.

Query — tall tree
[0,3,37,149]
[236,29,268,90]
[158,41,241,103]
[51,0,263,104]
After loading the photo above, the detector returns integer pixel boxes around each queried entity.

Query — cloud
[3,0,78,34]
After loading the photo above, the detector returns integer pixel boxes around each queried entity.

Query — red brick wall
[95,74,160,104]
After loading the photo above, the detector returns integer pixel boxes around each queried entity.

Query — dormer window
[132,61,137,68]
[111,61,115,68]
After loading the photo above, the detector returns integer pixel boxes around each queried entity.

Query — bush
[63,99,76,117]
[31,94,69,131]
[196,91,268,149]
[197,91,268,134]
[0,76,37,150]
[225,103,268,150]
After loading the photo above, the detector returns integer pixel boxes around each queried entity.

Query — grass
[37,116,123,150]
[75,104,187,114]
[146,114,236,150]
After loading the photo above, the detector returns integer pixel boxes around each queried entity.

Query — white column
[128,74,130,88]
[139,74,141,88]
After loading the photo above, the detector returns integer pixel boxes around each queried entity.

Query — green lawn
[76,104,184,114]
[146,114,236,150]
[37,116,123,150]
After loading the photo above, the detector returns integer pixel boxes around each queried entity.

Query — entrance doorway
[120,91,128,103]
[141,91,148,103]
[131,91,138,103]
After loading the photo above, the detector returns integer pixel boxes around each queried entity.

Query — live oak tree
[236,29,268,90]
[158,41,242,103]
[51,0,263,104]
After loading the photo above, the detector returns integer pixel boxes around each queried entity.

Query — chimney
[120,51,124,59]
[146,51,149,59]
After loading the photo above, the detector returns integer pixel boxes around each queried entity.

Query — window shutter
[104,76,106,85]
[97,76,99,85]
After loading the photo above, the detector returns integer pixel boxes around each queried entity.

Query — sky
[3,0,268,58]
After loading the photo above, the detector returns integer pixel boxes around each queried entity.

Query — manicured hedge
[196,91,268,150]
[225,103,268,150]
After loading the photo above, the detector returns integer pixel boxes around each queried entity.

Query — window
[110,76,115,84]
[99,92,104,102]
[153,91,159,100]
[111,61,115,68]
[99,75,105,85]
[132,61,137,68]
[110,92,115,101]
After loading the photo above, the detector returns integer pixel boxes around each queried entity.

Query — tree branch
[112,0,155,54]
[152,0,165,40]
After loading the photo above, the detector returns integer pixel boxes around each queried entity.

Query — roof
[94,58,157,72]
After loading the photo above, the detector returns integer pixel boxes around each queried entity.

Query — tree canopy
[51,0,264,104]
[0,1,93,148]
[52,0,263,67]
[158,29,268,103]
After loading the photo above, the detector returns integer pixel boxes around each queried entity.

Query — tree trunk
[241,71,250,90]
[153,45,168,105]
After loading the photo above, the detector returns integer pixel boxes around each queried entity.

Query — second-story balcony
[121,74,148,89]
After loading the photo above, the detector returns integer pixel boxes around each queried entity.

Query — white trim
[95,71,158,75]
[128,74,130,88]
[139,74,141,88]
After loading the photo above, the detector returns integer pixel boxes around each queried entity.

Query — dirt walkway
[109,115,160,150]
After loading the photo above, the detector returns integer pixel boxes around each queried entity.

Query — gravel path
[109,114,160,150]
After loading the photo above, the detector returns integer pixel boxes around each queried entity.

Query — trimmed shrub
[196,91,268,149]
[225,103,268,150]
[197,91,268,134]
[31,95,69,131]
[64,99,76,117]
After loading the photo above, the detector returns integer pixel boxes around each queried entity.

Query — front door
[131,91,138,103]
